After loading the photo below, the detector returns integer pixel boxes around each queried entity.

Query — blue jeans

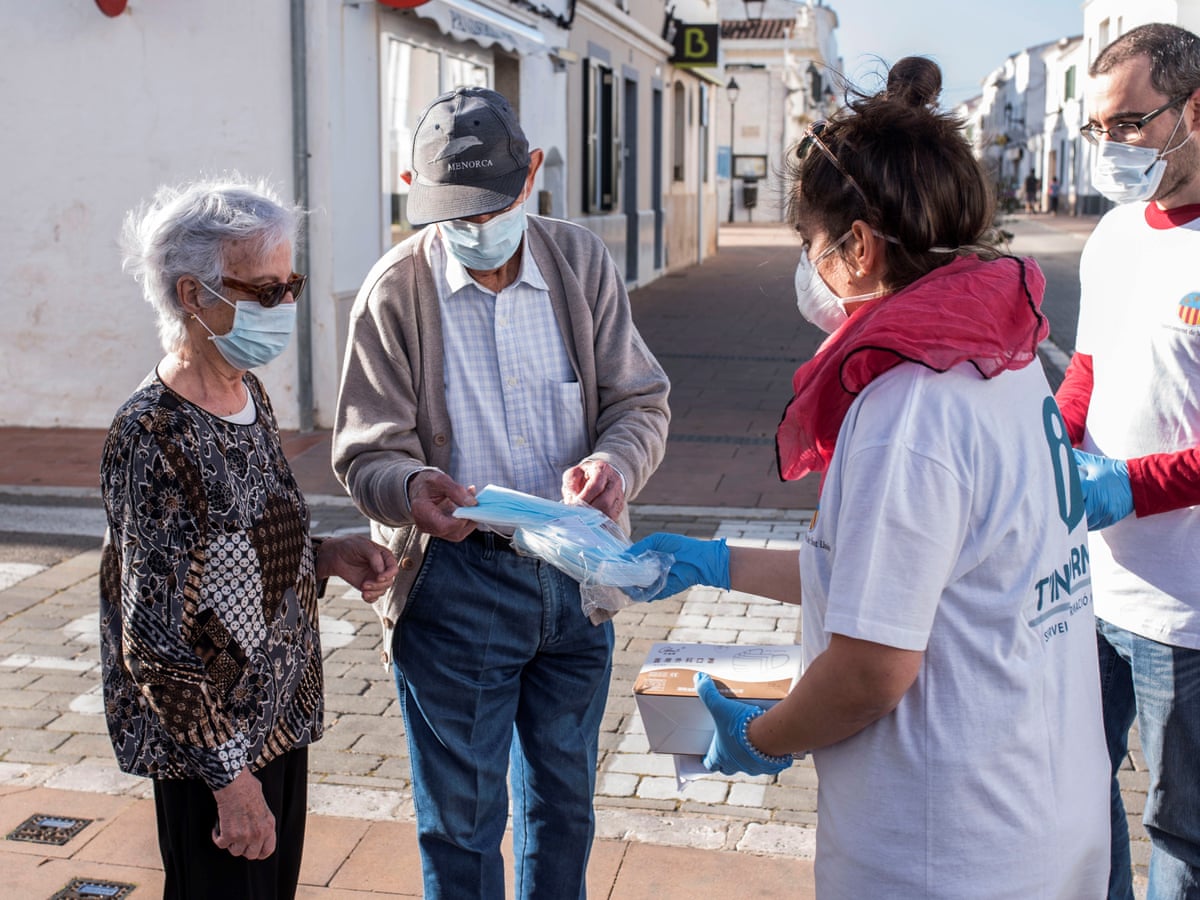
[1097,618,1200,900]
[392,534,614,900]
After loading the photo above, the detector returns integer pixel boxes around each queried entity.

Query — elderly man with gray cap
[332,87,670,898]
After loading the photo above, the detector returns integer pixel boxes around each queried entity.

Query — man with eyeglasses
[1056,22,1200,900]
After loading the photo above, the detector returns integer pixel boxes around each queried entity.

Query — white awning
[405,0,549,57]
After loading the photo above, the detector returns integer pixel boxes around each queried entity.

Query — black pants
[152,747,308,900]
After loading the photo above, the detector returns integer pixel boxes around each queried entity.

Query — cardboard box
[633,642,803,756]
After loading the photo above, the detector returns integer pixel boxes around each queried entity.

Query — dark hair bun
[886,56,942,107]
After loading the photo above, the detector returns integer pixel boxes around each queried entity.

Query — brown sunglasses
[219,273,308,307]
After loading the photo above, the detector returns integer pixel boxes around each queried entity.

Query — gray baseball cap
[407,87,531,227]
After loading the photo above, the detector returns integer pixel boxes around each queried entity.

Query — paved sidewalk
[0,219,1148,898]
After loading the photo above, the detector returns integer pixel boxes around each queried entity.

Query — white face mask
[1092,110,1190,204]
[794,231,887,333]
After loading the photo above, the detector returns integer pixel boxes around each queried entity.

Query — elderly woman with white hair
[99,176,397,900]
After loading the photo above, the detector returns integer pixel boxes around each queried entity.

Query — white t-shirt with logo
[1076,201,1200,648]
[799,361,1108,898]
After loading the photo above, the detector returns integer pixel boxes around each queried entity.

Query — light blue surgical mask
[195,282,296,370]
[438,203,527,270]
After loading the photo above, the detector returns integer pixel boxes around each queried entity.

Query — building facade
[0,0,721,431]
[958,0,1200,216]
[717,0,841,224]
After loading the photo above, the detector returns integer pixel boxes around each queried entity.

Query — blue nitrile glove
[695,672,793,777]
[624,533,731,600]
[1073,449,1134,531]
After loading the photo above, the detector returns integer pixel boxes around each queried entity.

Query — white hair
[120,175,303,352]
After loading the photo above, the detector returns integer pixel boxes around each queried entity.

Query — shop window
[584,58,619,212]
[381,33,490,244]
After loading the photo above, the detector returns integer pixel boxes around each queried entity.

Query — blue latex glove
[695,672,793,777]
[1073,449,1134,531]
[624,533,731,600]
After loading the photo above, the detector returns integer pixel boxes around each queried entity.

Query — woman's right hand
[625,533,731,600]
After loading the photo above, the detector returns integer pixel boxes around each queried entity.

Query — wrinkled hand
[1073,450,1133,531]
[318,534,399,602]
[562,459,625,521]
[625,533,730,600]
[212,768,275,860]
[695,673,793,777]
[408,470,478,540]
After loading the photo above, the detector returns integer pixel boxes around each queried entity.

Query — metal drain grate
[6,813,92,846]
[50,879,135,899]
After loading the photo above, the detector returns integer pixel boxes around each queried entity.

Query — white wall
[0,2,303,428]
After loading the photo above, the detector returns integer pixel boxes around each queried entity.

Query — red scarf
[775,255,1048,481]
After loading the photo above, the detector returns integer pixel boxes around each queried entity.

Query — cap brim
[406,167,530,227]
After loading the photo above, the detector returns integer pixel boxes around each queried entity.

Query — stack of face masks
[453,485,672,615]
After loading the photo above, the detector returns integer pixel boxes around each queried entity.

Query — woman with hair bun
[629,57,1110,897]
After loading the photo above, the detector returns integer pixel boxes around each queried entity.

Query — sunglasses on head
[218,273,308,307]
[797,121,871,208]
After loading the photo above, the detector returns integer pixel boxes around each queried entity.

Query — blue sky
[831,0,1086,108]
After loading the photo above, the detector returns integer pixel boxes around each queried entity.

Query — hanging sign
[672,23,719,68]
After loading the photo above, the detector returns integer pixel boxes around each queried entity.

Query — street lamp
[743,0,766,21]
[727,77,740,224]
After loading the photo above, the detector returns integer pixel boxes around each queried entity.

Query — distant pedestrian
[628,55,1109,899]
[1024,170,1041,212]
[101,176,398,900]
[1049,175,1061,214]
[1059,21,1200,900]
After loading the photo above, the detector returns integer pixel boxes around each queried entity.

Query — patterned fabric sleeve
[104,411,252,789]
[100,376,324,791]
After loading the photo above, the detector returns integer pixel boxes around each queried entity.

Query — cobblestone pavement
[0,495,825,862]
[0,492,1149,887]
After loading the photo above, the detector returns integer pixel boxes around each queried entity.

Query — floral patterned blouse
[99,372,323,790]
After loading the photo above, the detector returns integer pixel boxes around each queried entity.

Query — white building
[957,1,1200,215]
[717,0,841,223]
[1074,0,1200,210]
[0,0,720,432]
[970,40,1061,211]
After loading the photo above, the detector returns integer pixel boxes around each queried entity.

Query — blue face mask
[438,203,527,270]
[195,282,296,370]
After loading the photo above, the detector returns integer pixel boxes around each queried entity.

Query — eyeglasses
[218,273,308,307]
[797,121,871,207]
[1080,95,1189,145]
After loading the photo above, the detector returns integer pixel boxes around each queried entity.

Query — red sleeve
[1128,449,1200,517]
[1053,352,1093,445]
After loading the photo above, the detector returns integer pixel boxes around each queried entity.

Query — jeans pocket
[400,536,440,623]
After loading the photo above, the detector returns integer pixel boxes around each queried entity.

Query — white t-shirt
[800,361,1109,898]
[1076,201,1200,648]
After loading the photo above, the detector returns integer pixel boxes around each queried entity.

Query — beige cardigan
[332,216,670,663]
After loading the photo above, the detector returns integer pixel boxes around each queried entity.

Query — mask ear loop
[1146,104,1191,175]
